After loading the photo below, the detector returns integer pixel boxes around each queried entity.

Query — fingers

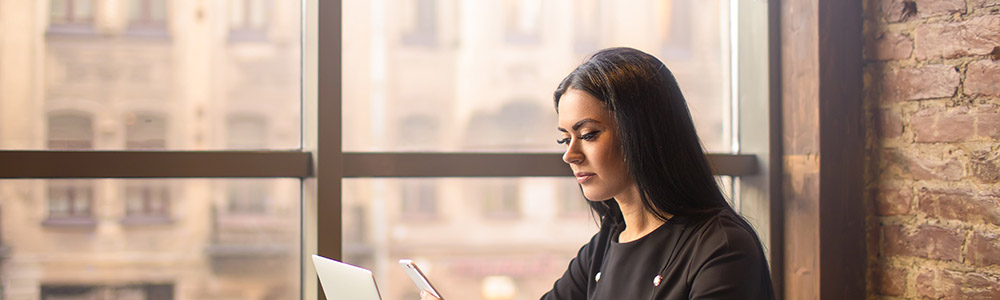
[420,290,440,300]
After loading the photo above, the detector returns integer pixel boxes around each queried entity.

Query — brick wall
[865,0,1000,299]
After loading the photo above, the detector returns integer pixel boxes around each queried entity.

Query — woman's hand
[420,290,441,300]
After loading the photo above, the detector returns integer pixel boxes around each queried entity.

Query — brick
[865,31,914,60]
[879,65,959,102]
[918,188,1000,225]
[916,268,1000,299]
[883,224,964,261]
[915,0,966,18]
[869,0,958,22]
[873,0,909,22]
[912,107,975,143]
[891,149,964,180]
[876,187,912,215]
[966,60,1000,97]
[915,15,1000,60]
[966,231,1000,267]
[878,108,904,138]
[872,264,907,296]
[970,150,1000,183]
[981,111,1000,139]
[867,221,881,262]
[972,0,1000,9]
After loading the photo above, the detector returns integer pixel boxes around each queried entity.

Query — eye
[556,137,570,145]
[581,131,601,141]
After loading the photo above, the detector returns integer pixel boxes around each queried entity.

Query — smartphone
[398,259,442,299]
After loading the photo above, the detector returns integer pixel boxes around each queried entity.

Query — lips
[574,172,596,183]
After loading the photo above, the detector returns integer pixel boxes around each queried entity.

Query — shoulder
[681,209,775,299]
[679,209,768,279]
[685,209,761,254]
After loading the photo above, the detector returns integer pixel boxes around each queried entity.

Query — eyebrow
[557,118,601,132]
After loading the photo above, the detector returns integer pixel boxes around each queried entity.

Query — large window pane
[343,0,731,152]
[0,178,301,300]
[343,178,598,300]
[0,0,301,150]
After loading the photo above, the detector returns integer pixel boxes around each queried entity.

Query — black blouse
[541,209,774,300]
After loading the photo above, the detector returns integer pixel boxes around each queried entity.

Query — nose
[562,140,584,165]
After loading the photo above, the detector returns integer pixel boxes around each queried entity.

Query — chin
[581,190,613,202]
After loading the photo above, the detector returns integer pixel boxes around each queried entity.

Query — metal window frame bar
[0,151,756,179]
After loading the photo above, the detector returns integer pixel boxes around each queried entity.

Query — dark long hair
[554,47,732,224]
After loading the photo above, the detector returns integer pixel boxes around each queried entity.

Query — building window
[227,181,269,214]
[398,114,439,151]
[482,180,520,219]
[228,0,269,41]
[123,114,171,224]
[123,180,171,224]
[45,113,96,226]
[401,0,438,46]
[224,115,270,215]
[125,113,167,150]
[49,0,93,26]
[41,284,173,300]
[504,0,542,44]
[226,114,267,150]
[127,0,168,35]
[47,112,93,150]
[400,180,437,219]
[46,181,94,225]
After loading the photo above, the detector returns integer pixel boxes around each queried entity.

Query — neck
[614,186,668,243]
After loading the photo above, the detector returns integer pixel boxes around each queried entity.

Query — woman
[423,47,774,300]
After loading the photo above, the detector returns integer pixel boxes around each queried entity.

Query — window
[46,113,95,225]
[401,0,438,46]
[1,1,303,299]
[228,0,268,41]
[41,284,173,300]
[45,180,94,224]
[123,180,170,222]
[2,1,774,300]
[125,113,167,150]
[338,0,767,299]
[127,0,168,34]
[124,114,171,223]
[49,0,93,26]
[226,114,268,150]
[226,180,269,214]
[504,0,542,44]
[225,115,272,215]
[47,112,93,149]
[481,180,520,219]
[400,179,438,218]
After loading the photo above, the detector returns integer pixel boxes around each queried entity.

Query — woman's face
[557,89,635,201]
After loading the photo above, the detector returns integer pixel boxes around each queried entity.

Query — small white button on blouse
[653,275,663,287]
[595,272,602,282]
